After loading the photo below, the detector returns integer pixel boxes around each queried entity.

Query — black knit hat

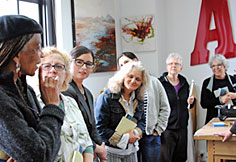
[0,15,42,42]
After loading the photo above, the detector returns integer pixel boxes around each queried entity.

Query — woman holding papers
[159,53,194,162]
[95,61,149,162]
[200,54,236,124]
[118,52,170,162]
[37,47,93,162]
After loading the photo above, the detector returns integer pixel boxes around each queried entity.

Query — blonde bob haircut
[107,61,149,101]
[41,47,72,91]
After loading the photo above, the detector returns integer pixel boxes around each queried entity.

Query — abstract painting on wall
[121,14,156,52]
[72,0,117,72]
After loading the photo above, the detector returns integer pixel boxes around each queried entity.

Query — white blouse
[37,93,93,162]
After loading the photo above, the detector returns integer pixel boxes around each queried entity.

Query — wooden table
[194,118,236,162]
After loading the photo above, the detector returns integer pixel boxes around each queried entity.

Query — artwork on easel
[121,14,156,52]
[71,0,117,72]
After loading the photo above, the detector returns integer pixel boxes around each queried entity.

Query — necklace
[80,88,86,100]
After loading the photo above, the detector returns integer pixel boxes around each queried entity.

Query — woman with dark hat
[0,15,65,162]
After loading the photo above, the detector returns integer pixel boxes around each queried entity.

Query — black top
[62,80,102,149]
[0,72,64,162]
[230,122,236,134]
[159,72,190,129]
[200,74,236,124]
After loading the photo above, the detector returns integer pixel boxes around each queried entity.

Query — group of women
[0,15,107,162]
[0,14,236,162]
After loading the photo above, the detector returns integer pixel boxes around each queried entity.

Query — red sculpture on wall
[191,0,236,66]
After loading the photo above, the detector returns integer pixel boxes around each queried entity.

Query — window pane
[19,1,39,23]
[0,0,18,16]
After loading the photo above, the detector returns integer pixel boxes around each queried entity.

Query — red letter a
[191,0,236,66]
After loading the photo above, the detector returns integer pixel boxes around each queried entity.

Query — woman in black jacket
[159,53,194,162]
[0,15,64,162]
[62,46,107,161]
[200,54,236,124]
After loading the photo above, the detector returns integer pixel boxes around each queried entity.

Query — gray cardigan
[0,72,64,162]
[145,75,170,135]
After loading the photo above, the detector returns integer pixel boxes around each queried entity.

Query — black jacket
[200,74,236,124]
[62,80,102,149]
[94,89,145,147]
[230,122,236,134]
[159,72,190,129]
[0,72,64,162]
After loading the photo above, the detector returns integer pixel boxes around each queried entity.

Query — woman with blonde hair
[95,61,149,162]
[38,47,93,162]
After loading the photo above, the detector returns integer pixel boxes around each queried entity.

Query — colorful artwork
[72,0,117,72]
[121,15,156,52]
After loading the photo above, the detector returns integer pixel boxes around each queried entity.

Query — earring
[16,63,21,77]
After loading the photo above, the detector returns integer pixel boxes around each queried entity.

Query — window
[0,0,56,46]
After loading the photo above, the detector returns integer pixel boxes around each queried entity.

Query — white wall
[163,0,236,156]
[56,0,236,157]
[56,0,164,98]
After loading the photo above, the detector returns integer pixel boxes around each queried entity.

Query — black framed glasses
[41,63,66,71]
[73,59,94,69]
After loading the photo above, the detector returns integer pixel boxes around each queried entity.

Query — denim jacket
[94,89,145,148]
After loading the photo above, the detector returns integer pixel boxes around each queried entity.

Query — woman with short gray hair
[159,52,195,162]
[208,54,229,70]
[201,54,236,124]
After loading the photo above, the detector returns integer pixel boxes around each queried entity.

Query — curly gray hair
[209,54,229,71]
[107,61,149,101]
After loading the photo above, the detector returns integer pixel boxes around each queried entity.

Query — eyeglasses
[211,64,223,68]
[41,63,66,71]
[167,62,181,66]
[73,59,94,69]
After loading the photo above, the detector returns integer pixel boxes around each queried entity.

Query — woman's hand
[95,142,107,161]
[214,130,232,142]
[187,95,194,105]
[128,130,140,143]
[39,67,60,106]
[6,157,16,162]
[220,93,232,104]
[153,130,159,136]
[227,92,236,100]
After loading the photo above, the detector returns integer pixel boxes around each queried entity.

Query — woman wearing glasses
[200,54,236,124]
[38,47,93,162]
[62,46,107,161]
[159,53,194,162]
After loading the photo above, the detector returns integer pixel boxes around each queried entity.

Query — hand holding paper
[115,116,137,135]
[214,86,233,105]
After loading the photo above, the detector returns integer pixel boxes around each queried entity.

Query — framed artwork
[121,14,156,52]
[71,0,117,72]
